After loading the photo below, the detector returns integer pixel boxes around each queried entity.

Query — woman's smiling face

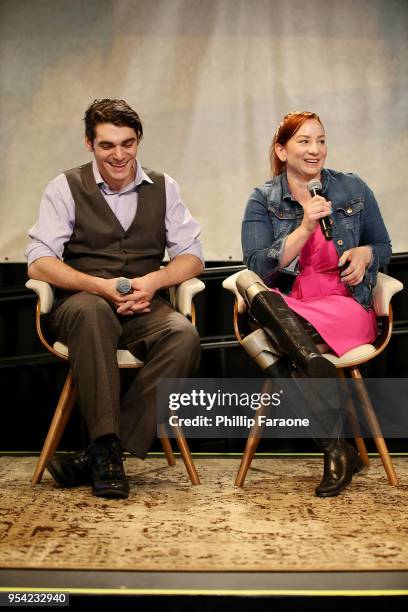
[275,118,327,181]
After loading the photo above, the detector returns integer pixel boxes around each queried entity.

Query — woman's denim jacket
[242,169,392,309]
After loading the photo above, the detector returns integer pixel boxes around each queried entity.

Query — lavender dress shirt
[26,160,204,267]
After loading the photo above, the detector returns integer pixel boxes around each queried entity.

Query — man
[26,98,204,499]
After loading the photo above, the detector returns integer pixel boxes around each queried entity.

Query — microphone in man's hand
[116,277,132,295]
[307,178,332,241]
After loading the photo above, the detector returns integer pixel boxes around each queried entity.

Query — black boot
[315,439,363,497]
[249,290,336,379]
[88,435,129,499]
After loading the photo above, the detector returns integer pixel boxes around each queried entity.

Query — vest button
[337,239,343,246]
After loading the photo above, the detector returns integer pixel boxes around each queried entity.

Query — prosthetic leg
[236,270,361,497]
[236,271,336,379]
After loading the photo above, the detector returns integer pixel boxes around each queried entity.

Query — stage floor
[0,454,407,596]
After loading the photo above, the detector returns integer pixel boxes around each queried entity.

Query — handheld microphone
[116,277,132,295]
[307,178,332,241]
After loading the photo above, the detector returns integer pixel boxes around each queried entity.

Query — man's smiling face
[86,122,138,191]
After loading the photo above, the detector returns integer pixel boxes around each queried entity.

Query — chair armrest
[172,278,205,317]
[372,272,403,316]
[26,276,206,318]
[222,271,247,314]
[26,279,55,314]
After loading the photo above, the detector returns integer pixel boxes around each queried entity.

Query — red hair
[270,111,324,177]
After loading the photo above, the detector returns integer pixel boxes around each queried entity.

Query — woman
[241,111,392,497]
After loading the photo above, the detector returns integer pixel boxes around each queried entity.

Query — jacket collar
[281,168,330,201]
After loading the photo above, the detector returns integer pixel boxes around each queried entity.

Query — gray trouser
[48,292,201,457]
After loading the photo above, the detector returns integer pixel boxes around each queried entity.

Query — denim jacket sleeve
[359,179,392,288]
[241,186,298,282]
[242,172,391,303]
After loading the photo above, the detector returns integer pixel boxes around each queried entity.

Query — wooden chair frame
[27,278,205,486]
[223,271,403,488]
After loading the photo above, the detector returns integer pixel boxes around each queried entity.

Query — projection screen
[0,0,407,262]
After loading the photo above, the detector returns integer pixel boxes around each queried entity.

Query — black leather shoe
[315,439,363,497]
[88,438,129,499]
[47,450,91,487]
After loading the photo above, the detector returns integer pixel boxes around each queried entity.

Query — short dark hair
[84,98,143,143]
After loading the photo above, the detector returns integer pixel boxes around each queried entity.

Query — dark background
[1,256,407,454]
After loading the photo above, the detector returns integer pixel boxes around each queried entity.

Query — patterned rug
[0,455,407,571]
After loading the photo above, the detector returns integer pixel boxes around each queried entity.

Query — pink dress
[273,227,377,357]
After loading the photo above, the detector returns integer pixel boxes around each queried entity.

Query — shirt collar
[92,160,153,194]
[281,168,329,200]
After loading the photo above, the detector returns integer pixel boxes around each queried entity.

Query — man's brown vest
[63,162,166,279]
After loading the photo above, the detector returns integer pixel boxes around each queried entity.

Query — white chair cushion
[53,342,69,357]
[239,331,376,369]
[116,350,144,366]
[53,342,144,366]
[322,343,376,366]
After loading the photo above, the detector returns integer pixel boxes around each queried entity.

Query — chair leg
[235,435,262,487]
[235,378,273,487]
[350,367,398,486]
[158,423,176,466]
[353,435,370,469]
[171,423,200,485]
[32,370,77,485]
[338,369,370,468]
